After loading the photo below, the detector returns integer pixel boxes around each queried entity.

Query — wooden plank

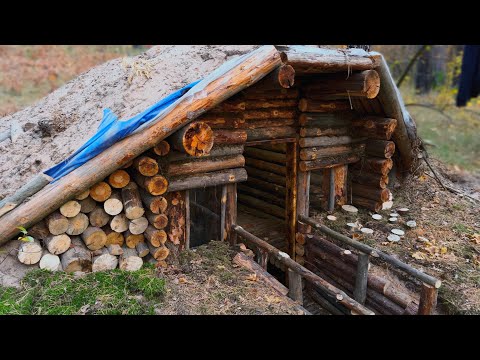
[220,185,227,244]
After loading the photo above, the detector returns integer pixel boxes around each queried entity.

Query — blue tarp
[44,80,201,181]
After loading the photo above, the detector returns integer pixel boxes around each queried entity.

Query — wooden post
[285,142,297,259]
[354,253,369,305]
[256,248,268,270]
[328,168,335,212]
[184,190,190,250]
[225,183,237,246]
[418,283,438,315]
[288,268,303,304]
[220,185,227,244]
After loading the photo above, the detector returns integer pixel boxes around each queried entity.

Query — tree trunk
[298,99,351,113]
[213,129,248,145]
[167,168,248,192]
[17,239,43,265]
[88,207,111,228]
[352,183,390,202]
[352,195,382,212]
[300,127,350,137]
[298,112,355,127]
[299,135,352,148]
[61,236,92,273]
[168,121,214,156]
[365,140,395,159]
[245,126,296,141]
[103,191,124,216]
[351,171,388,189]
[244,99,298,109]
[299,153,361,171]
[352,117,397,140]
[46,211,69,235]
[121,182,145,220]
[299,143,365,160]
[81,226,107,251]
[242,87,300,100]
[352,157,393,175]
[166,144,244,162]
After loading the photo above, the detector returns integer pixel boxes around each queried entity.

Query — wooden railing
[298,215,441,315]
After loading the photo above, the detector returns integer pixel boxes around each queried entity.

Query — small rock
[406,220,417,228]
[361,228,374,234]
[346,222,359,230]
[389,217,398,222]
[327,215,337,221]
[372,214,382,220]
[342,205,358,213]
[398,208,409,214]
[388,234,401,242]
[391,229,405,236]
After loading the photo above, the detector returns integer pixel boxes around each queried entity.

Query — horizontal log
[138,189,167,214]
[352,117,397,140]
[152,140,171,156]
[298,112,356,127]
[244,157,286,175]
[245,99,298,109]
[255,143,286,153]
[243,109,297,120]
[298,99,351,113]
[365,140,395,159]
[90,182,112,202]
[213,129,248,145]
[299,143,365,161]
[352,183,390,202]
[237,204,279,222]
[352,195,382,212]
[166,144,244,162]
[244,177,286,197]
[299,152,361,171]
[299,127,350,137]
[133,156,159,177]
[243,147,286,164]
[246,64,296,90]
[351,171,388,189]
[167,168,248,192]
[166,154,245,176]
[242,88,300,100]
[79,196,96,213]
[237,184,285,208]
[244,166,285,187]
[299,135,352,148]
[246,126,297,141]
[352,157,393,175]
[238,194,285,219]
[210,98,246,112]
[132,173,169,196]
[168,121,214,156]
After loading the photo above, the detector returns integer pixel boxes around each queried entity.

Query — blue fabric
[44,80,201,181]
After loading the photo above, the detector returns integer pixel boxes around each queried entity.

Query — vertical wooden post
[354,253,369,304]
[322,165,348,210]
[184,190,190,250]
[220,185,227,243]
[256,248,268,270]
[288,269,303,304]
[328,168,335,212]
[418,283,438,315]
[286,142,298,259]
[224,183,237,246]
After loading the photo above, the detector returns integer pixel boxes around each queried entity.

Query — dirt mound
[0,45,259,200]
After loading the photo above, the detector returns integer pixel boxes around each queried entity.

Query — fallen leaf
[412,251,427,260]
[217,265,225,270]
[265,295,281,304]
[246,273,257,282]
[178,277,188,284]
[440,247,448,254]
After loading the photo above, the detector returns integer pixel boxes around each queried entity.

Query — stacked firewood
[304,234,419,315]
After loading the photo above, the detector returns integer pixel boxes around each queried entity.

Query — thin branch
[396,45,429,88]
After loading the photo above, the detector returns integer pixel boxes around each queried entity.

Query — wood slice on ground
[92,250,118,272]
[44,233,71,255]
[107,244,123,256]
[138,189,168,214]
[103,191,124,215]
[17,239,43,265]
[133,156,159,177]
[145,210,169,230]
[103,226,125,246]
[89,207,111,228]
[168,121,214,156]
[147,242,170,261]
[121,182,145,220]
[28,220,50,240]
[144,225,167,247]
[75,189,90,201]
[153,140,171,156]
[125,230,145,249]
[136,242,150,257]
[81,226,107,251]
[66,213,89,236]
[90,182,112,202]
[110,214,129,233]
[46,211,69,235]
[78,196,97,213]
[59,200,81,218]
[39,252,62,271]
[132,172,169,196]
[119,246,143,271]
[129,217,149,235]
[60,237,92,273]
[108,169,131,189]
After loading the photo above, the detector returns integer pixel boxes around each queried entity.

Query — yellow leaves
[468,233,480,245]
[246,273,258,282]
[418,174,428,182]
[440,247,448,254]
[412,251,427,260]
[264,294,282,304]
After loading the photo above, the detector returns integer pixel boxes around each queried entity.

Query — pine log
[165,191,186,248]
[196,113,244,129]
[61,236,92,273]
[145,210,169,230]
[121,182,145,220]
[78,196,97,213]
[144,225,167,247]
[66,213,89,236]
[138,189,167,215]
[418,284,438,315]
[299,143,365,160]
[210,98,246,112]
[110,214,129,233]
[75,189,90,201]
[39,252,62,271]
[233,252,289,296]
[300,127,350,137]
[129,217,149,235]
[167,168,248,192]
[243,108,297,120]
[122,160,133,169]
[253,64,296,89]
[256,143,287,153]
[81,226,107,251]
[89,207,111,228]
[238,193,285,219]
[108,169,131,189]
[299,152,361,171]
[92,249,118,272]
[238,184,285,208]
[351,171,388,189]
[278,46,378,74]
[28,220,50,240]
[103,226,125,246]
[168,121,214,156]
[245,177,286,196]
[17,239,43,265]
[136,242,150,257]
[132,172,169,196]
[298,112,356,127]
[352,183,390,202]
[147,243,170,261]
[103,191,124,216]
[124,230,145,249]
[245,99,298,109]
[152,140,171,156]
[203,117,295,129]
[244,157,286,175]
[365,140,395,159]
[245,126,296,141]
[46,211,69,235]
[298,99,351,113]
[166,144,244,162]
[352,195,382,212]
[90,182,112,202]
[133,156,159,177]
[59,200,81,218]
[322,165,348,209]
[213,129,248,145]
[167,154,245,176]
[352,157,393,175]
[243,147,285,164]
[44,233,71,255]
[304,70,380,99]
[352,117,397,140]
[107,244,123,256]
[299,135,352,148]
[119,247,143,271]
[242,87,299,100]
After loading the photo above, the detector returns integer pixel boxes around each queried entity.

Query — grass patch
[0,266,165,315]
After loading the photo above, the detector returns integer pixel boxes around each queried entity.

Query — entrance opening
[189,185,222,248]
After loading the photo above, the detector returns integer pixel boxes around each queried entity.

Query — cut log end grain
[108,170,131,189]
[144,226,167,247]
[171,122,214,157]
[90,182,112,202]
[144,175,169,196]
[75,189,90,201]
[278,64,296,88]
[89,207,111,228]
[119,247,143,271]
[148,243,170,261]
[59,200,81,218]
[28,221,50,240]
[104,192,124,215]
[153,140,171,156]
[92,254,118,272]
[66,213,89,236]
[44,234,71,255]
[17,240,43,265]
[78,196,97,213]
[46,212,69,235]
[103,227,125,246]
[107,244,123,256]
[122,182,145,220]
[125,231,145,249]
[129,217,149,235]
[136,242,150,257]
[146,212,169,230]
[364,70,381,98]
[110,214,129,233]
[61,238,92,273]
[151,196,168,214]
[39,253,61,271]
[81,227,107,251]
[134,156,159,177]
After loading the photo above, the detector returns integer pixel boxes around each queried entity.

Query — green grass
[0,265,165,315]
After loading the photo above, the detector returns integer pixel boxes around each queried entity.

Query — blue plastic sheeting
[44,80,201,181]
